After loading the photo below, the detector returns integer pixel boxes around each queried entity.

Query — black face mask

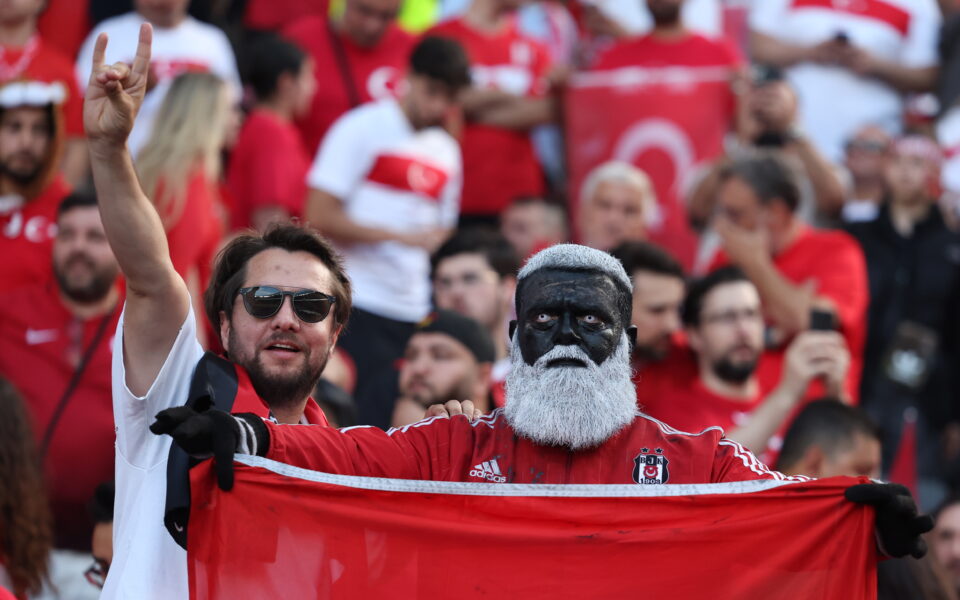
[510,269,634,367]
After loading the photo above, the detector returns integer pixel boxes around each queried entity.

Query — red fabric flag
[187,456,877,599]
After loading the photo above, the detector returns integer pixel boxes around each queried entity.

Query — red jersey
[283,17,414,154]
[588,33,742,267]
[37,0,92,66]
[710,227,869,401]
[245,0,329,32]
[226,109,311,231]
[0,36,84,137]
[429,18,551,216]
[266,409,803,485]
[0,282,121,550]
[158,170,224,296]
[0,175,70,291]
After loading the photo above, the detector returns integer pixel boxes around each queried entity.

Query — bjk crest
[633,448,669,485]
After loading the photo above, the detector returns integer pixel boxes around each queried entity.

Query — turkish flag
[187,456,877,599]
[565,63,735,267]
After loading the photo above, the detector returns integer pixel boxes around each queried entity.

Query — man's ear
[219,311,231,355]
[625,325,637,349]
[508,320,517,340]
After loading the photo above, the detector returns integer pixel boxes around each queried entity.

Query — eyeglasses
[237,286,337,323]
[85,558,109,589]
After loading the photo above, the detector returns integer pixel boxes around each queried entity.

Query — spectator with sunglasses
[84,26,475,600]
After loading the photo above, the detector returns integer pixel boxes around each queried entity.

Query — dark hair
[57,191,98,217]
[681,266,750,327]
[0,378,52,597]
[718,152,801,212]
[610,241,684,281]
[410,36,471,91]
[242,34,307,101]
[89,481,115,524]
[431,227,520,280]
[775,399,880,473]
[203,224,352,334]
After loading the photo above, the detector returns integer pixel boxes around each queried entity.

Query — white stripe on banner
[571,66,733,90]
[233,455,798,498]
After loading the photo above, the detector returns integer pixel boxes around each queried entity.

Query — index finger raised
[91,33,107,71]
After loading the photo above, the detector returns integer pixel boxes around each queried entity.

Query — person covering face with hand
[154,245,932,560]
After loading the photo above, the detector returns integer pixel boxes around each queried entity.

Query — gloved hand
[150,407,267,491]
[844,482,934,558]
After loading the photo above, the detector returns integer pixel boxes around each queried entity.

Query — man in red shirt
[156,243,932,560]
[711,152,869,401]
[0,79,71,291]
[640,266,850,459]
[430,0,556,222]
[0,193,120,553]
[0,0,87,186]
[227,35,316,232]
[283,0,414,155]
[588,0,744,267]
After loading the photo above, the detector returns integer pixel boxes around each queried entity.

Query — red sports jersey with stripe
[266,408,804,485]
[0,175,70,291]
[428,18,550,217]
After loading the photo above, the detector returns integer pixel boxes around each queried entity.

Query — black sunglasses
[237,286,337,323]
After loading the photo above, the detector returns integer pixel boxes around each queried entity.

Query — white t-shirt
[101,306,204,599]
[75,12,240,155]
[308,98,461,322]
[750,0,940,163]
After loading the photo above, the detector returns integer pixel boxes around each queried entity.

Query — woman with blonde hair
[136,72,235,344]
[0,378,53,599]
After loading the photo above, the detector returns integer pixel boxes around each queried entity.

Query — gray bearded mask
[504,332,638,451]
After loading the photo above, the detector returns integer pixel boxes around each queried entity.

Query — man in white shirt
[305,36,471,425]
[75,0,240,155]
[749,0,940,162]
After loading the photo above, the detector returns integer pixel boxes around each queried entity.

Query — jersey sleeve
[306,109,368,200]
[711,437,808,483]
[265,415,469,480]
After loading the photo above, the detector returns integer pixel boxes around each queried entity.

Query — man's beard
[229,328,329,413]
[505,334,638,451]
[632,335,670,362]
[0,155,42,186]
[54,254,118,303]
[711,355,758,384]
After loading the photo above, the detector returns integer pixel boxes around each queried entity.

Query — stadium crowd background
[2,0,960,597]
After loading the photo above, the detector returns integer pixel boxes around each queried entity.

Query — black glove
[150,407,268,491]
[844,482,934,558]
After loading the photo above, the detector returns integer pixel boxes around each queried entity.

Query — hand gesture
[83,23,152,145]
[845,482,933,558]
[715,215,770,268]
[780,331,850,396]
[151,406,268,491]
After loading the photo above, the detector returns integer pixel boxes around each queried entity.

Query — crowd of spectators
[2,0,960,597]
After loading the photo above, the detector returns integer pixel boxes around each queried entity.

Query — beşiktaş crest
[633,448,669,484]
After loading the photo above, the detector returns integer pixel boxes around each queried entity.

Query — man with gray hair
[578,161,658,252]
[155,244,931,558]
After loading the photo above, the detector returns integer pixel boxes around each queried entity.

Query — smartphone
[810,308,838,332]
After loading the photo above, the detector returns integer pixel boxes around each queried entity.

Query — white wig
[518,243,632,292]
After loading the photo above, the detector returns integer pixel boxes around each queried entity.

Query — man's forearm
[89,142,180,296]
[472,96,555,130]
[749,31,812,68]
[867,60,937,93]
[306,189,396,245]
[739,255,812,334]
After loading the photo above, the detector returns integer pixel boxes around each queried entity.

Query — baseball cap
[415,309,496,364]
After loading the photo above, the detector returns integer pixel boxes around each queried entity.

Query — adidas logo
[469,459,506,483]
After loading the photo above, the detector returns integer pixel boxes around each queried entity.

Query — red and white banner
[187,456,877,599]
[565,66,734,267]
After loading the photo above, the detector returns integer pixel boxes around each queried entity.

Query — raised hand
[83,23,152,145]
